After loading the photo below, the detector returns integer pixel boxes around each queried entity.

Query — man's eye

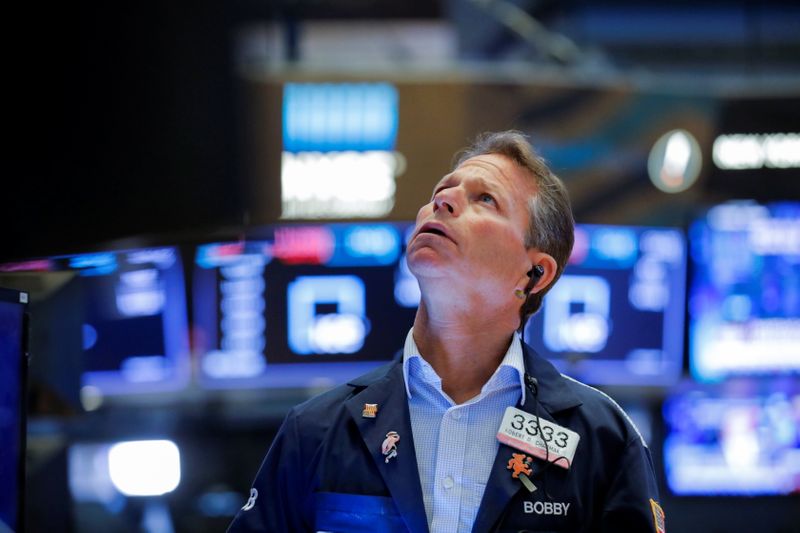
[479,193,496,205]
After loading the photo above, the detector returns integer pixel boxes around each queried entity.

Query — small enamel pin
[507,453,537,492]
[362,403,378,418]
[381,431,400,463]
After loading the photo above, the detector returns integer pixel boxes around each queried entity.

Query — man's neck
[412,302,516,405]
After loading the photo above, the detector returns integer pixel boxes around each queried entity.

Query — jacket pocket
[314,492,407,533]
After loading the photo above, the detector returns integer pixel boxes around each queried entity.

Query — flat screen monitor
[523,224,686,386]
[0,287,28,532]
[689,201,800,382]
[0,247,190,396]
[193,223,419,388]
[663,380,800,496]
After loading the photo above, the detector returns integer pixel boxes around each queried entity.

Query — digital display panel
[663,380,800,496]
[281,82,403,219]
[689,201,800,381]
[193,223,419,389]
[0,288,27,532]
[523,224,686,386]
[0,247,190,395]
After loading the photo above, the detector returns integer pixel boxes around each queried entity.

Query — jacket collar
[347,342,582,413]
[343,344,583,533]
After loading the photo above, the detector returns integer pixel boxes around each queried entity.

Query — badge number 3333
[496,406,580,469]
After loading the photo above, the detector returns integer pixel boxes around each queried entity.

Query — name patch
[523,501,571,516]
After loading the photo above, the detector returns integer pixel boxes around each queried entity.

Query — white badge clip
[496,406,580,469]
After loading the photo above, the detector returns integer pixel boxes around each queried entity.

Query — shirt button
[443,476,454,489]
[451,410,461,420]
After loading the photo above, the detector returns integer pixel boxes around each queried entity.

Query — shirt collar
[401,328,527,404]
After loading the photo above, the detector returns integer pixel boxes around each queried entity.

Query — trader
[228,131,664,532]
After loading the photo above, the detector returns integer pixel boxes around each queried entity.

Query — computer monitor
[0,246,190,396]
[193,222,419,389]
[689,201,800,381]
[0,287,29,532]
[663,379,800,496]
[523,224,686,386]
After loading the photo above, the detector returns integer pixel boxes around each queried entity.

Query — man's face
[407,154,537,296]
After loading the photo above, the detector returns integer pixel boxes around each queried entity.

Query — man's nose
[433,188,459,215]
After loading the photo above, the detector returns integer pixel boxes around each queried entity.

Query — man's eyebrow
[431,172,509,200]
[472,175,499,191]
[467,175,506,201]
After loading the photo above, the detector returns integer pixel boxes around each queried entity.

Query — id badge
[496,406,580,469]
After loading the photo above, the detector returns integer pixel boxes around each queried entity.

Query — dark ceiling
[4,0,798,261]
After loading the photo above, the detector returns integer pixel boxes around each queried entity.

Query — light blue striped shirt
[402,329,527,533]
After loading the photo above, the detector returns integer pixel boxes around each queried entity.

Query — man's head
[406,130,574,330]
[451,130,574,323]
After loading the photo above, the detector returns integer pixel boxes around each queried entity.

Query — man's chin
[406,256,452,281]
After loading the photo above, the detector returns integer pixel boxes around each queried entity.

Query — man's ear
[525,250,558,294]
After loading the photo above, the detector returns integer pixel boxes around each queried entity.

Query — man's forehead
[439,154,533,193]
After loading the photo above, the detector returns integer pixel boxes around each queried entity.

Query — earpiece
[515,265,545,300]
[523,265,544,293]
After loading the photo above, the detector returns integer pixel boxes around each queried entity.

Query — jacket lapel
[472,344,583,532]
[345,362,429,533]
[471,440,525,533]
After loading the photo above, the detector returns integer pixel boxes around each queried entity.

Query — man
[229,131,664,532]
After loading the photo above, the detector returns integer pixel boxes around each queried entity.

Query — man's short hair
[453,130,575,323]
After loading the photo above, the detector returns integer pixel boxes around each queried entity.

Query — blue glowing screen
[663,380,800,496]
[0,248,190,395]
[0,290,26,531]
[689,201,800,382]
[193,222,418,389]
[523,224,687,386]
[282,82,399,152]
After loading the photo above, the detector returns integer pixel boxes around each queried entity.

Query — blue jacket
[228,344,663,532]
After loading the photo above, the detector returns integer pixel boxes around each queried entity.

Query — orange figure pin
[507,453,533,479]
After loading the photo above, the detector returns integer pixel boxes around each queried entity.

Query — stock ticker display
[689,201,800,382]
[193,223,419,389]
[195,221,687,389]
[523,224,687,386]
[663,380,800,496]
[0,248,191,396]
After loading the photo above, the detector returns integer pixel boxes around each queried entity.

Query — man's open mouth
[417,222,454,243]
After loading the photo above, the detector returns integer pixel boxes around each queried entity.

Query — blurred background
[2,0,799,531]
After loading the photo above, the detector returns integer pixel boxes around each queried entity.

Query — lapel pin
[362,403,378,418]
[381,431,400,463]
[507,453,537,493]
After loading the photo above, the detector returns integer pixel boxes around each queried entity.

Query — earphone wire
[520,269,570,501]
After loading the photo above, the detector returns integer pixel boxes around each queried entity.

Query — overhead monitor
[0,247,190,396]
[689,201,800,381]
[280,82,403,219]
[523,224,687,386]
[663,379,800,496]
[193,222,419,389]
